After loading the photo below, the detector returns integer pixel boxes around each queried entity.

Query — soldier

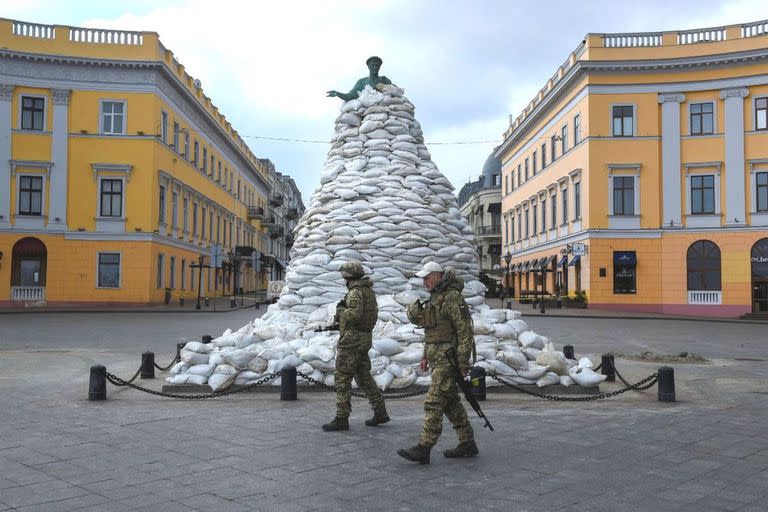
[322,261,390,431]
[398,261,478,464]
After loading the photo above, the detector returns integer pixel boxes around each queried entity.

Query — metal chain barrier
[105,371,279,399]
[489,373,658,401]
[108,366,142,386]
[296,371,429,399]
[153,358,178,372]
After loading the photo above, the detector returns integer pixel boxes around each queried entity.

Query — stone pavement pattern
[1,312,767,511]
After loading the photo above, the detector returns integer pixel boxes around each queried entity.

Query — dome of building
[481,151,501,187]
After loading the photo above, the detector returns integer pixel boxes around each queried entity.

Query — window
[101,101,125,134]
[756,97,767,131]
[216,215,221,243]
[181,259,186,290]
[517,214,522,241]
[525,158,529,180]
[183,131,189,159]
[687,240,721,291]
[169,257,176,289]
[541,198,547,233]
[202,148,208,171]
[561,125,568,154]
[533,151,538,174]
[493,174,501,187]
[532,203,538,235]
[690,175,715,214]
[183,197,189,232]
[613,177,634,215]
[517,165,521,185]
[758,172,768,212]
[551,134,557,161]
[193,203,198,236]
[173,122,180,151]
[21,96,45,130]
[209,211,214,241]
[505,174,509,195]
[100,179,123,217]
[562,187,568,224]
[613,251,637,294]
[690,102,714,135]
[18,176,43,215]
[237,180,241,200]
[574,114,581,145]
[218,162,222,183]
[171,191,178,228]
[98,253,120,288]
[157,254,164,288]
[201,207,206,239]
[574,182,581,219]
[541,143,547,168]
[612,105,634,137]
[159,185,166,223]
[161,111,168,143]
[524,209,529,238]
[193,141,199,166]
[211,155,215,176]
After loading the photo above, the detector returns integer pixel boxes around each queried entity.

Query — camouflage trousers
[335,348,386,419]
[418,366,474,448]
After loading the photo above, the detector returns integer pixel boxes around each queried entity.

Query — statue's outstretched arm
[327,79,364,101]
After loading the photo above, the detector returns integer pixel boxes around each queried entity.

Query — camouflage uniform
[406,270,475,448]
[334,266,386,420]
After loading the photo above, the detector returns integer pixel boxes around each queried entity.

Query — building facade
[0,18,301,306]
[458,153,502,285]
[497,19,768,317]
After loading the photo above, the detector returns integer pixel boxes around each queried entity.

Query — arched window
[686,240,721,291]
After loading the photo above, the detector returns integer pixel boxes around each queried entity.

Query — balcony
[269,194,284,207]
[11,286,46,301]
[476,225,501,237]
[285,234,295,246]
[268,225,284,239]
[247,206,264,220]
[285,207,299,220]
[235,245,256,257]
[688,290,722,305]
[260,255,275,268]
[261,216,276,228]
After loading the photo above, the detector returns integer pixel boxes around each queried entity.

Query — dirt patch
[616,351,711,364]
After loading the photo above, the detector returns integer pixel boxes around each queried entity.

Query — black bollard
[280,367,297,401]
[563,345,575,360]
[506,300,512,309]
[140,351,155,379]
[532,299,537,310]
[657,366,676,402]
[230,297,236,309]
[204,297,210,307]
[179,297,185,307]
[176,342,185,363]
[88,365,107,401]
[202,335,212,344]
[600,354,615,382]
[254,301,260,310]
[469,366,487,401]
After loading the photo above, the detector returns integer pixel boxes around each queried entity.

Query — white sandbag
[536,372,560,388]
[536,350,570,376]
[208,372,237,391]
[522,347,542,360]
[578,357,594,369]
[491,323,518,339]
[559,375,575,387]
[208,352,224,367]
[488,359,518,376]
[374,371,395,390]
[390,369,417,388]
[187,364,215,377]
[306,359,336,372]
[222,349,257,370]
[170,362,188,374]
[183,342,213,354]
[167,373,208,386]
[415,375,432,387]
[386,363,406,378]
[475,344,497,360]
[505,310,522,321]
[497,348,528,369]
[247,357,268,373]
[568,366,607,387]
[507,376,537,385]
[480,310,507,324]
[518,331,547,349]
[370,355,390,375]
[517,362,550,380]
[297,344,335,362]
[508,319,529,337]
[276,355,304,371]
[391,349,423,365]
[373,337,403,356]
[180,349,209,366]
[236,334,260,349]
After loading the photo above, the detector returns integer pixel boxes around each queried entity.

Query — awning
[557,255,568,268]
[614,251,637,266]
[542,255,557,269]
[529,259,540,271]
[487,245,501,256]
[487,203,501,214]
[521,261,530,272]
[568,255,581,266]
[274,258,287,270]
[513,262,522,272]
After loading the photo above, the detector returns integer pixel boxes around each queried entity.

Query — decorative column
[0,84,13,228]
[49,88,71,231]
[658,93,685,228]
[720,87,749,226]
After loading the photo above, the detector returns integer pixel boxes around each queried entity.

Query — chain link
[105,371,279,399]
[296,371,429,399]
[489,373,658,401]
[108,366,142,386]
[153,359,178,372]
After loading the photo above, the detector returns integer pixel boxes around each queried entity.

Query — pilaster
[0,84,13,228]
[658,93,685,228]
[49,88,71,231]
[720,87,749,226]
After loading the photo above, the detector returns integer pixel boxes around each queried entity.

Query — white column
[720,87,749,226]
[0,84,13,228]
[658,93,685,228]
[49,88,71,231]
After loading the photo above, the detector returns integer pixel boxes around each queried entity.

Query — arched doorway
[752,238,768,313]
[10,237,47,302]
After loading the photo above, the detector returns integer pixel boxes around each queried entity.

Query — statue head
[366,56,383,74]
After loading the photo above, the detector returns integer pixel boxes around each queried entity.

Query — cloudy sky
[4,0,768,201]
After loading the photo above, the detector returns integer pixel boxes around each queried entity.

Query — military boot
[397,444,431,464]
[443,440,479,458]
[321,417,349,432]
[364,409,390,426]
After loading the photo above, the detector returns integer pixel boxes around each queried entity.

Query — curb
[0,302,266,315]
[518,312,768,325]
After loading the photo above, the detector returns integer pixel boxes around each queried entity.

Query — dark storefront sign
[613,251,637,294]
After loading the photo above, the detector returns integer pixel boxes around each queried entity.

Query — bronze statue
[327,56,392,101]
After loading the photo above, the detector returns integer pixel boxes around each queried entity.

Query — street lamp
[504,251,512,308]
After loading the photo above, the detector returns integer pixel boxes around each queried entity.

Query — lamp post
[504,251,512,308]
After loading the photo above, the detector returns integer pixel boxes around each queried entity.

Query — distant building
[458,152,502,284]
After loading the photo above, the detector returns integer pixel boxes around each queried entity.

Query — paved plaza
[1,310,767,511]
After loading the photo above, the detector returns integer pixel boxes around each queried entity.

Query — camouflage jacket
[335,277,378,351]
[406,271,474,368]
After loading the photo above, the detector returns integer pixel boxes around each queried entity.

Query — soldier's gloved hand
[419,356,428,372]
[459,365,470,378]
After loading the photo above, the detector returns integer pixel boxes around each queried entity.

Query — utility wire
[240,134,501,145]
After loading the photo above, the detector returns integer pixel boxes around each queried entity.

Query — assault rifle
[445,347,494,432]
[314,323,340,333]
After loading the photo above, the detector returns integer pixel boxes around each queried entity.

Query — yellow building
[0,18,278,307]
[497,19,768,317]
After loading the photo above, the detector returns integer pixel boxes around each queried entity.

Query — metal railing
[477,225,501,236]
[11,286,46,301]
[247,206,264,220]
[687,290,722,305]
